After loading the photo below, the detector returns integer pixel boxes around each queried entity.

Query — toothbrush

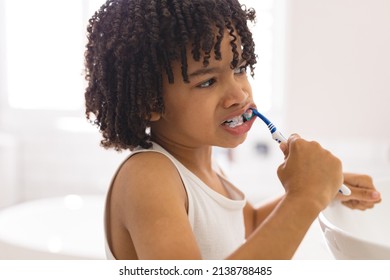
[248,108,351,196]
[250,108,288,144]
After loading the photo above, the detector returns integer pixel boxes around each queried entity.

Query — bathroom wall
[281,0,390,178]
[0,0,17,208]
[0,0,126,207]
[0,0,6,124]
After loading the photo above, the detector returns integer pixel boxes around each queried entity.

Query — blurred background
[0,0,389,259]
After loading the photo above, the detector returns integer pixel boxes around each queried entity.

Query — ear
[149,112,161,122]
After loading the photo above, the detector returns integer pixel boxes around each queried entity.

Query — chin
[216,137,247,149]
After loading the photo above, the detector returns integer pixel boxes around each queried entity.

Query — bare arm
[233,195,320,259]
[243,196,283,238]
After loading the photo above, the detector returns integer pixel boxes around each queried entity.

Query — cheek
[242,78,253,96]
[168,104,213,132]
[161,90,184,113]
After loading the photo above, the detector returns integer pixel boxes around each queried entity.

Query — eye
[197,78,216,89]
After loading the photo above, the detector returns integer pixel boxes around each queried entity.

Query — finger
[339,185,381,202]
[279,134,300,158]
[279,142,288,157]
[343,173,374,189]
[288,133,301,143]
[284,134,301,154]
[341,199,381,211]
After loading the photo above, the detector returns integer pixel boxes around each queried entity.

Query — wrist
[282,192,324,218]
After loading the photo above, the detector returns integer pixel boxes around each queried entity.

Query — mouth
[221,108,254,128]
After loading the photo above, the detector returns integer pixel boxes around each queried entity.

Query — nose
[221,80,250,109]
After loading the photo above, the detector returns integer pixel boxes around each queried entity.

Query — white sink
[0,195,106,259]
[319,179,390,259]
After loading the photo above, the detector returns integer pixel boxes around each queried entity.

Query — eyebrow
[188,66,220,78]
[188,57,246,78]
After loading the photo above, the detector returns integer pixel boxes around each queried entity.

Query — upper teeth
[222,109,253,128]
[224,115,244,128]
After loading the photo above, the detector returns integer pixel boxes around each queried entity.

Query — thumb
[279,142,288,157]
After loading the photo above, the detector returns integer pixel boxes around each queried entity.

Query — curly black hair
[84,0,257,151]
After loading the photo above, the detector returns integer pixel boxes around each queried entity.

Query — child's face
[151,31,256,149]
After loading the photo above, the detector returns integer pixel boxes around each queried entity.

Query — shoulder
[117,151,182,187]
[111,151,187,214]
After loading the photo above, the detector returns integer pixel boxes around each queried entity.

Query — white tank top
[105,142,246,259]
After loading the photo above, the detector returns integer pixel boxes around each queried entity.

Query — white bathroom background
[0,0,130,207]
[0,0,389,259]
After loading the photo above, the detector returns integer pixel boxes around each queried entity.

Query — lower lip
[221,117,256,136]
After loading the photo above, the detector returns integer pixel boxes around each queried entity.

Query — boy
[84,0,381,259]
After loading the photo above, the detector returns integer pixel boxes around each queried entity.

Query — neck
[151,136,214,175]
[151,136,231,199]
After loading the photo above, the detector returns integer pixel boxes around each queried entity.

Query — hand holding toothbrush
[249,108,351,196]
[276,134,344,210]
